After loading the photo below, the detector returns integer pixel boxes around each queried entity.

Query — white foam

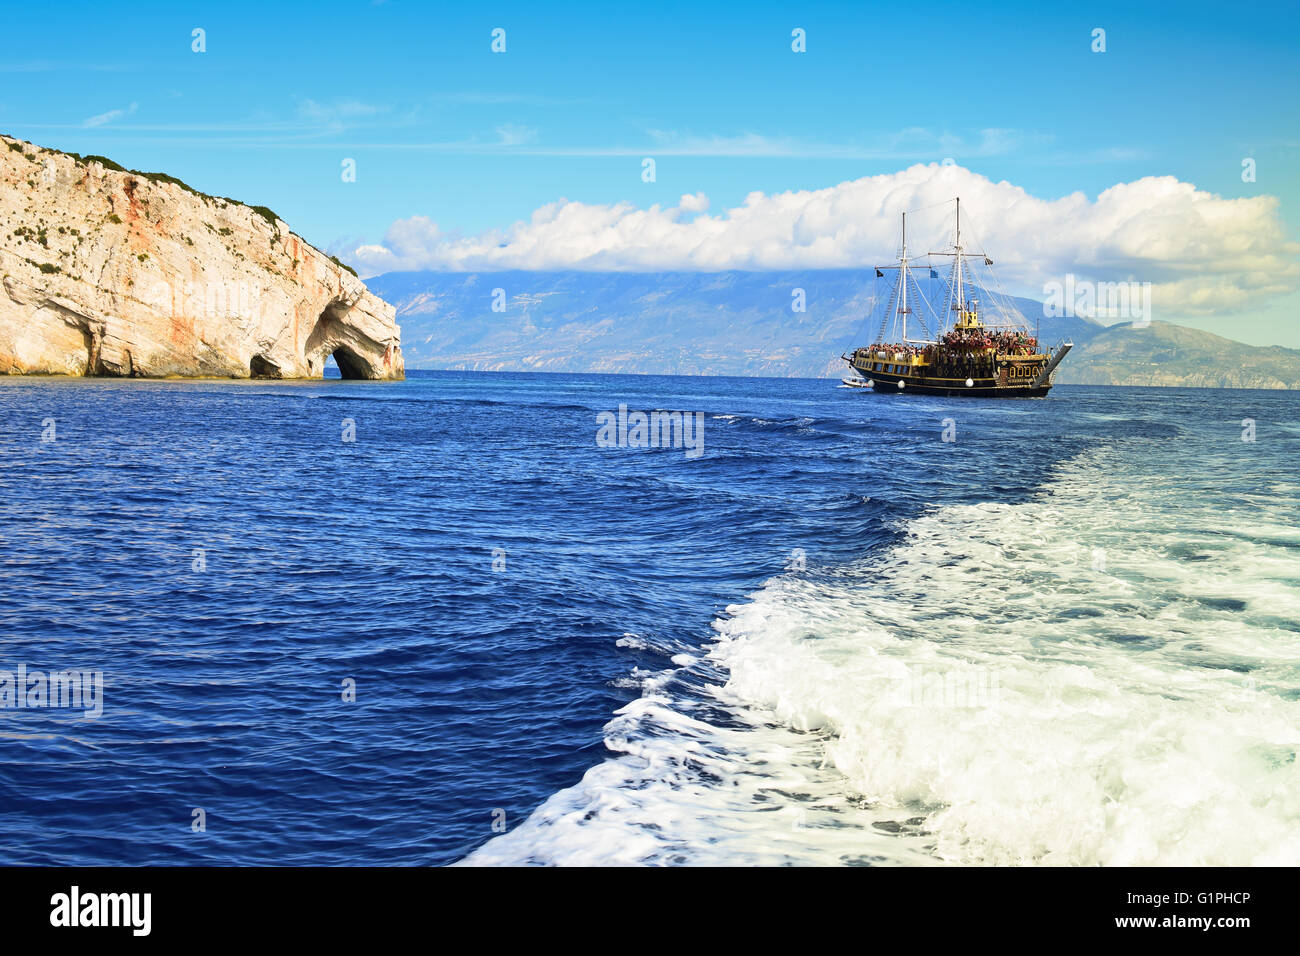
[466,446,1300,866]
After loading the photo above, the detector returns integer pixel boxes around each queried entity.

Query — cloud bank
[349,164,1298,315]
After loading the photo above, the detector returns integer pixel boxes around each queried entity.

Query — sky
[2,0,1298,345]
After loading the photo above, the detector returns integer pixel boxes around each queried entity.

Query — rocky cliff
[0,135,402,379]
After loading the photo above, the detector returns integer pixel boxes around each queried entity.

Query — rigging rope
[954,206,1029,332]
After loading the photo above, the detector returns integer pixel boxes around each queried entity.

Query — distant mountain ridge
[367,269,1297,388]
[1060,321,1300,389]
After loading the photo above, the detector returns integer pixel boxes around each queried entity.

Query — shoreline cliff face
[0,135,402,379]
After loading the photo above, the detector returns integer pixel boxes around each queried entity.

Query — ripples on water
[0,372,1295,865]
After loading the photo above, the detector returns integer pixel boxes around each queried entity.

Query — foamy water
[467,442,1300,866]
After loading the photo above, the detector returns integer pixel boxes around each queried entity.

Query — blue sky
[3,0,1298,344]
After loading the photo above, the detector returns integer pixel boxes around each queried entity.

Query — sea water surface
[0,371,1296,865]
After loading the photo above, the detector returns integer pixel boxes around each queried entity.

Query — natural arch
[331,345,368,380]
[304,300,381,380]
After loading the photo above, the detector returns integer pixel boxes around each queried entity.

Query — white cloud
[349,164,1300,315]
[82,101,138,128]
[678,192,709,214]
[494,123,537,146]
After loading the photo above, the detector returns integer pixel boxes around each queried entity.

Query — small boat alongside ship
[842,198,1071,397]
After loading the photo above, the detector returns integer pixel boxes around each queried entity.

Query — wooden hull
[864,372,1050,398]
[845,359,1053,398]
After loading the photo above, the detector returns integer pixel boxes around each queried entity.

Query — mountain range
[366,270,1300,388]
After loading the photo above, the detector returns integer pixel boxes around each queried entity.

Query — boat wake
[465,445,1300,866]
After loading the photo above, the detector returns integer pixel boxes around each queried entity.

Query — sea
[0,370,1296,866]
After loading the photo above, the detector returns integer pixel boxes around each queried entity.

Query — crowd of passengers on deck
[864,329,1040,358]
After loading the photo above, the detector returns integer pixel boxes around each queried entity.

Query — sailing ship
[842,198,1071,397]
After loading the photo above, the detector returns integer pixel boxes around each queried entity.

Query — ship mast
[955,197,963,312]
[873,210,935,343]
[899,212,908,342]
[929,196,989,333]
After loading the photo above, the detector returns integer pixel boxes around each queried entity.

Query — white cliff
[0,134,402,379]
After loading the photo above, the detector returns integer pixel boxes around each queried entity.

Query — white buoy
[866,380,874,388]
[966,378,974,387]
[897,379,906,389]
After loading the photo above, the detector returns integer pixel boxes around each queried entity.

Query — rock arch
[303,297,401,380]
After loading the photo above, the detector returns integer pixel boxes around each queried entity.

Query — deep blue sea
[0,371,1296,865]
